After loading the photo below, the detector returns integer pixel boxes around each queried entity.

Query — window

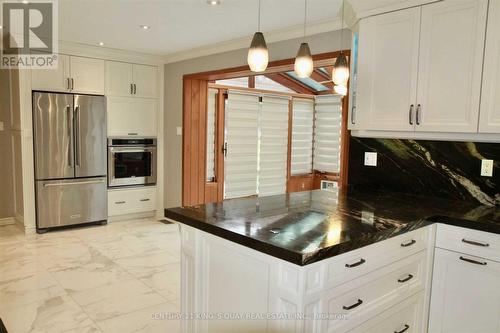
[290,98,314,175]
[206,89,217,181]
[313,95,343,173]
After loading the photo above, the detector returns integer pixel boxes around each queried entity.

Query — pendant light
[294,0,313,78]
[248,0,268,72]
[333,84,347,96]
[332,0,350,86]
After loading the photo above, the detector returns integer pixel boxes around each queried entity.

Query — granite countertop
[164,188,500,266]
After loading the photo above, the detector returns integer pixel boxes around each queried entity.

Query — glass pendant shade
[247,32,269,72]
[334,84,347,96]
[294,43,314,78]
[332,54,350,85]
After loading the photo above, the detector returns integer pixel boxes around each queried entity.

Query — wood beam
[310,69,334,90]
[265,73,315,95]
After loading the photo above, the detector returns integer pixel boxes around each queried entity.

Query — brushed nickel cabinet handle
[343,299,363,310]
[409,104,414,125]
[140,198,150,202]
[133,83,137,95]
[351,106,356,124]
[462,238,489,247]
[398,274,414,283]
[71,78,74,91]
[128,133,138,136]
[401,239,416,247]
[130,83,134,95]
[345,258,366,268]
[460,256,487,266]
[395,324,410,333]
[416,104,421,125]
[115,201,126,204]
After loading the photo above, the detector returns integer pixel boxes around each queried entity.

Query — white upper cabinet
[31,55,104,94]
[107,97,157,137]
[31,54,71,92]
[415,0,487,133]
[105,61,157,98]
[354,0,489,135]
[133,64,157,98]
[479,0,500,133]
[70,56,105,94]
[356,7,421,131]
[106,61,134,97]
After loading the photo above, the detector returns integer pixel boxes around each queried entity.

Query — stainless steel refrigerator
[33,92,107,232]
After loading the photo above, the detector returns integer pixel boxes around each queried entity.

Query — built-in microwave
[107,138,157,188]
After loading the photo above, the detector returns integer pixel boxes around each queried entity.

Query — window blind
[313,95,342,173]
[258,96,289,197]
[224,92,260,199]
[291,98,314,175]
[206,89,217,181]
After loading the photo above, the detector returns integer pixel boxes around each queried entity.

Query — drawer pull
[462,238,489,247]
[397,274,414,283]
[401,239,416,247]
[115,201,126,204]
[140,198,150,202]
[459,256,487,266]
[342,299,363,311]
[345,258,366,268]
[395,324,410,333]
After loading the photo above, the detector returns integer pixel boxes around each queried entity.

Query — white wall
[163,30,351,208]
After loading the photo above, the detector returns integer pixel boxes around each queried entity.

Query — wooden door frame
[182,50,351,206]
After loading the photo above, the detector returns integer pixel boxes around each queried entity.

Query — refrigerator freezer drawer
[36,177,107,229]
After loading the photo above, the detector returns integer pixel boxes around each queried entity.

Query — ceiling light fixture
[140,25,150,30]
[294,0,313,78]
[22,0,29,3]
[332,0,350,86]
[98,42,104,46]
[334,84,347,96]
[247,0,268,72]
[206,0,220,5]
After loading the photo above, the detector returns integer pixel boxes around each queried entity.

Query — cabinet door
[133,64,157,98]
[356,7,420,131]
[479,0,500,133]
[415,0,487,133]
[428,248,500,333]
[31,54,70,92]
[70,56,105,94]
[105,61,133,97]
[107,97,157,137]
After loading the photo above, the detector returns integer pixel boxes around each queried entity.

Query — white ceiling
[58,0,343,56]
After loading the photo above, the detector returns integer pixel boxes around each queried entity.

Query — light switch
[481,159,494,177]
[176,126,182,136]
[364,152,377,167]
[0,122,3,131]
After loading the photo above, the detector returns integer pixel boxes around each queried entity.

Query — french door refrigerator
[33,92,107,232]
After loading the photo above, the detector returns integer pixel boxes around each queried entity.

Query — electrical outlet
[321,180,337,192]
[364,152,377,166]
[481,159,494,177]
[176,126,182,136]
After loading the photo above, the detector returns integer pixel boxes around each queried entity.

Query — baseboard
[0,217,15,226]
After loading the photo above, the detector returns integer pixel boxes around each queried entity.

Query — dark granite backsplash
[348,138,500,206]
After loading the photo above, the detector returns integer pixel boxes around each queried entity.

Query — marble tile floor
[0,219,181,333]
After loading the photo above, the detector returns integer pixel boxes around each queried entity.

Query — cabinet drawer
[318,226,430,291]
[325,250,428,333]
[108,187,156,216]
[347,292,424,333]
[436,223,500,262]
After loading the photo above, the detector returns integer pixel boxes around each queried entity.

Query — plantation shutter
[258,96,289,196]
[224,92,259,199]
[291,98,314,175]
[206,89,217,181]
[313,95,342,173]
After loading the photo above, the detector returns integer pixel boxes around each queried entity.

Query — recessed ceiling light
[22,0,29,4]
[0,26,3,30]
[140,25,150,30]
[207,0,220,5]
[98,42,104,46]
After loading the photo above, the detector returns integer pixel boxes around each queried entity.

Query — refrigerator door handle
[66,105,73,167]
[43,179,106,187]
[74,105,81,167]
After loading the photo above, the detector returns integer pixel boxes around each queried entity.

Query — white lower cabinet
[347,292,424,333]
[428,247,500,333]
[108,187,156,216]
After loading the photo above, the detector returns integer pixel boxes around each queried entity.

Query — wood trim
[208,83,314,99]
[288,174,314,192]
[286,99,293,192]
[338,93,350,187]
[184,51,350,81]
[265,73,315,94]
[310,69,334,89]
[216,89,226,201]
[248,76,255,88]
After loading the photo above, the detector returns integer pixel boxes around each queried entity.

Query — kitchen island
[165,188,498,333]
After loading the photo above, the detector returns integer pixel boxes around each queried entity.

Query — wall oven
[108,138,157,188]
